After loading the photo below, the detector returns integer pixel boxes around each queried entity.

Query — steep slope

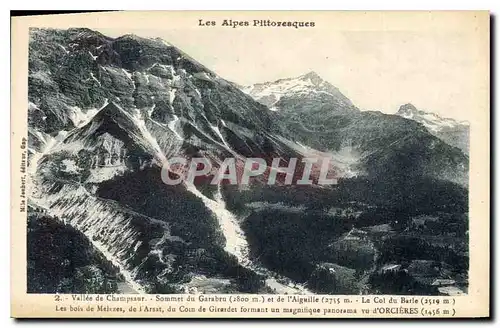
[32,102,269,294]
[397,103,470,154]
[27,28,322,294]
[27,208,121,293]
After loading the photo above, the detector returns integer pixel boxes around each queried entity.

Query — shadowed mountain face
[28,28,469,295]
[277,109,468,186]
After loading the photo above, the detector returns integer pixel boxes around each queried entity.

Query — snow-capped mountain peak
[242,71,325,97]
[242,72,357,113]
[298,71,324,85]
[397,103,418,116]
[397,103,469,132]
[396,103,469,153]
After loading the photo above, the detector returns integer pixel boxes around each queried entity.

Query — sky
[93,12,487,122]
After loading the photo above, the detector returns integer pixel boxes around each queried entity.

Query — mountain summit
[397,103,419,115]
[242,72,357,113]
[397,103,468,129]
[299,71,324,85]
[396,103,469,153]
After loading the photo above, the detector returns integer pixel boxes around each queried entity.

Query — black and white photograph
[10,10,490,318]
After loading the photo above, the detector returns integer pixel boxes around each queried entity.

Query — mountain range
[244,74,470,155]
[244,73,468,186]
[27,28,469,295]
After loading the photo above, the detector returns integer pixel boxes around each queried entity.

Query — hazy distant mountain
[396,103,470,154]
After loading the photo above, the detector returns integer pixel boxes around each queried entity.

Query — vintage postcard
[11,11,489,318]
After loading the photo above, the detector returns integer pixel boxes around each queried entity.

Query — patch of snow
[422,112,440,122]
[167,65,175,76]
[90,72,101,86]
[400,112,414,120]
[58,44,69,54]
[31,129,48,145]
[398,107,467,132]
[113,102,166,162]
[87,165,127,183]
[172,74,181,85]
[68,105,99,127]
[295,141,307,149]
[156,63,173,72]
[167,114,183,140]
[186,184,250,264]
[29,71,52,83]
[88,51,98,60]
[147,63,158,71]
[148,103,156,117]
[60,159,80,174]
[120,69,136,91]
[209,124,229,148]
[169,89,177,105]
[56,130,68,141]
[27,132,57,176]
[193,87,201,98]
[27,129,70,177]
[241,86,253,94]
[194,72,211,80]
[249,77,315,101]
[121,68,133,80]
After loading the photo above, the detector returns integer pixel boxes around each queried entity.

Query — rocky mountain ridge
[396,103,469,153]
